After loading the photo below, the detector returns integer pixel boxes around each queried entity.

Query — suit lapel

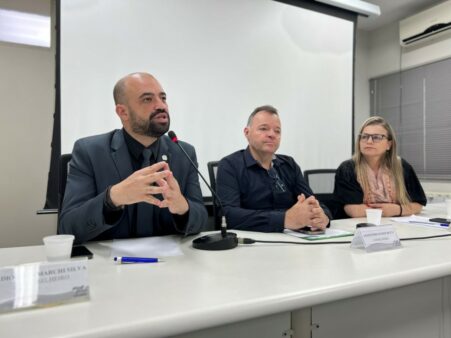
[110,129,133,179]
[159,136,173,167]
[110,129,134,227]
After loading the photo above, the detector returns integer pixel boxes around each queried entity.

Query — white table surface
[1,203,450,338]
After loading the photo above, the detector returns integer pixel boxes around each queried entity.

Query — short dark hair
[113,77,128,105]
[247,105,278,126]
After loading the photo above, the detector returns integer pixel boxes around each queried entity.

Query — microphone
[168,131,238,250]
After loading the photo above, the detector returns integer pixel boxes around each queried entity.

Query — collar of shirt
[123,128,160,162]
[243,146,283,169]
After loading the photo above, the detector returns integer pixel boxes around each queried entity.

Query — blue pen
[114,256,162,264]
[409,221,449,227]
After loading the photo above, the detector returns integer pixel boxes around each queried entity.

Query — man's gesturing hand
[109,161,171,207]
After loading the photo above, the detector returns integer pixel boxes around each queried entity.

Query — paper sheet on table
[284,228,353,241]
[100,237,184,257]
[391,215,449,229]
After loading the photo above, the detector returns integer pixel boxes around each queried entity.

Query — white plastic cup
[446,199,451,219]
[43,235,75,261]
[366,208,382,225]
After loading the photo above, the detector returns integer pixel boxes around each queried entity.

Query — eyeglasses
[268,167,287,193]
[359,133,389,143]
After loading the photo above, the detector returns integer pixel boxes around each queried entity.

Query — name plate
[0,259,89,313]
[351,225,401,252]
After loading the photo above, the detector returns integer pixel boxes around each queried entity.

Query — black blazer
[59,129,207,244]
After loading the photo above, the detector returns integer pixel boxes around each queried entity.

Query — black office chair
[303,169,345,219]
[304,169,336,194]
[59,153,72,210]
[207,161,221,229]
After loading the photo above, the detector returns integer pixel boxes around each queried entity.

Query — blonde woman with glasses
[334,116,426,218]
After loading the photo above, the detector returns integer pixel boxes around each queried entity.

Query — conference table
[1,203,451,338]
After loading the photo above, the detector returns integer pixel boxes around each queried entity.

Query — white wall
[0,0,57,248]
[354,22,401,139]
[367,22,401,78]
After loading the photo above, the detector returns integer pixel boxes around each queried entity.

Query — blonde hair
[353,116,411,206]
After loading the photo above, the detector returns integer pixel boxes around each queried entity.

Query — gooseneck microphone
[168,131,238,250]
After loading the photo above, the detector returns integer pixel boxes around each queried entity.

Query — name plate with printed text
[351,225,401,252]
[0,259,89,313]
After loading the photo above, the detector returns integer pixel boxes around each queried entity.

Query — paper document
[391,215,449,229]
[284,228,353,241]
[99,236,184,258]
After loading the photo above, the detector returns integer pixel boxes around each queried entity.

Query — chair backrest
[207,161,219,192]
[207,161,221,228]
[303,169,346,219]
[303,169,336,194]
[59,153,72,210]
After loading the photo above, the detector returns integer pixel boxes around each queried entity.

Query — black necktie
[136,149,153,236]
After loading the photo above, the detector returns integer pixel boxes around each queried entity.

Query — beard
[129,108,170,138]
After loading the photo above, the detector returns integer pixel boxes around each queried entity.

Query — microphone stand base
[192,232,238,250]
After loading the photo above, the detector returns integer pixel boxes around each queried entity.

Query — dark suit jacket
[59,130,207,244]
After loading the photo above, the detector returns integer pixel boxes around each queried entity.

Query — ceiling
[357,0,446,31]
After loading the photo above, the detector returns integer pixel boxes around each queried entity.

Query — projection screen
[60,0,354,195]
